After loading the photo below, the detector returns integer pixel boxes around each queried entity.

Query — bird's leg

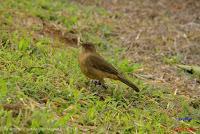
[99,79,108,89]
[90,80,101,86]
[88,80,98,90]
[89,80,102,91]
[90,79,107,89]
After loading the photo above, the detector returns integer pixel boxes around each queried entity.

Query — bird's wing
[86,54,119,75]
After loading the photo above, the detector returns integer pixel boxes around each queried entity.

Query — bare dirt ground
[74,0,200,99]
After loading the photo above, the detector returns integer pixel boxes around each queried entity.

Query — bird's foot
[97,81,108,89]
[90,80,107,89]
[101,84,108,89]
[90,80,101,86]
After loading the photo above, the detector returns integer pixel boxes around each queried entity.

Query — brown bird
[78,42,140,92]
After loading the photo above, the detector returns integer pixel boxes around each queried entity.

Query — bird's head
[80,42,96,52]
[77,36,96,52]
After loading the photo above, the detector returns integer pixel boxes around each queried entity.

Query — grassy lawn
[0,0,199,133]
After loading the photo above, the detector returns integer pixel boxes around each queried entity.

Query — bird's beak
[77,36,81,47]
[77,36,84,47]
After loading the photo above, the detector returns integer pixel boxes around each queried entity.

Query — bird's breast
[79,53,95,79]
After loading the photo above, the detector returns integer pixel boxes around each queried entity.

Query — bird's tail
[118,75,140,92]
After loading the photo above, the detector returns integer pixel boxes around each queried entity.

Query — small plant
[18,38,31,51]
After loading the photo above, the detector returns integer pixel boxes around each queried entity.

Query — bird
[78,42,140,92]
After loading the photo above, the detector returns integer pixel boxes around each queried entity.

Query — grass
[0,0,199,133]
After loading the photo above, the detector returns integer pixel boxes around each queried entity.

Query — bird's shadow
[84,80,142,103]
